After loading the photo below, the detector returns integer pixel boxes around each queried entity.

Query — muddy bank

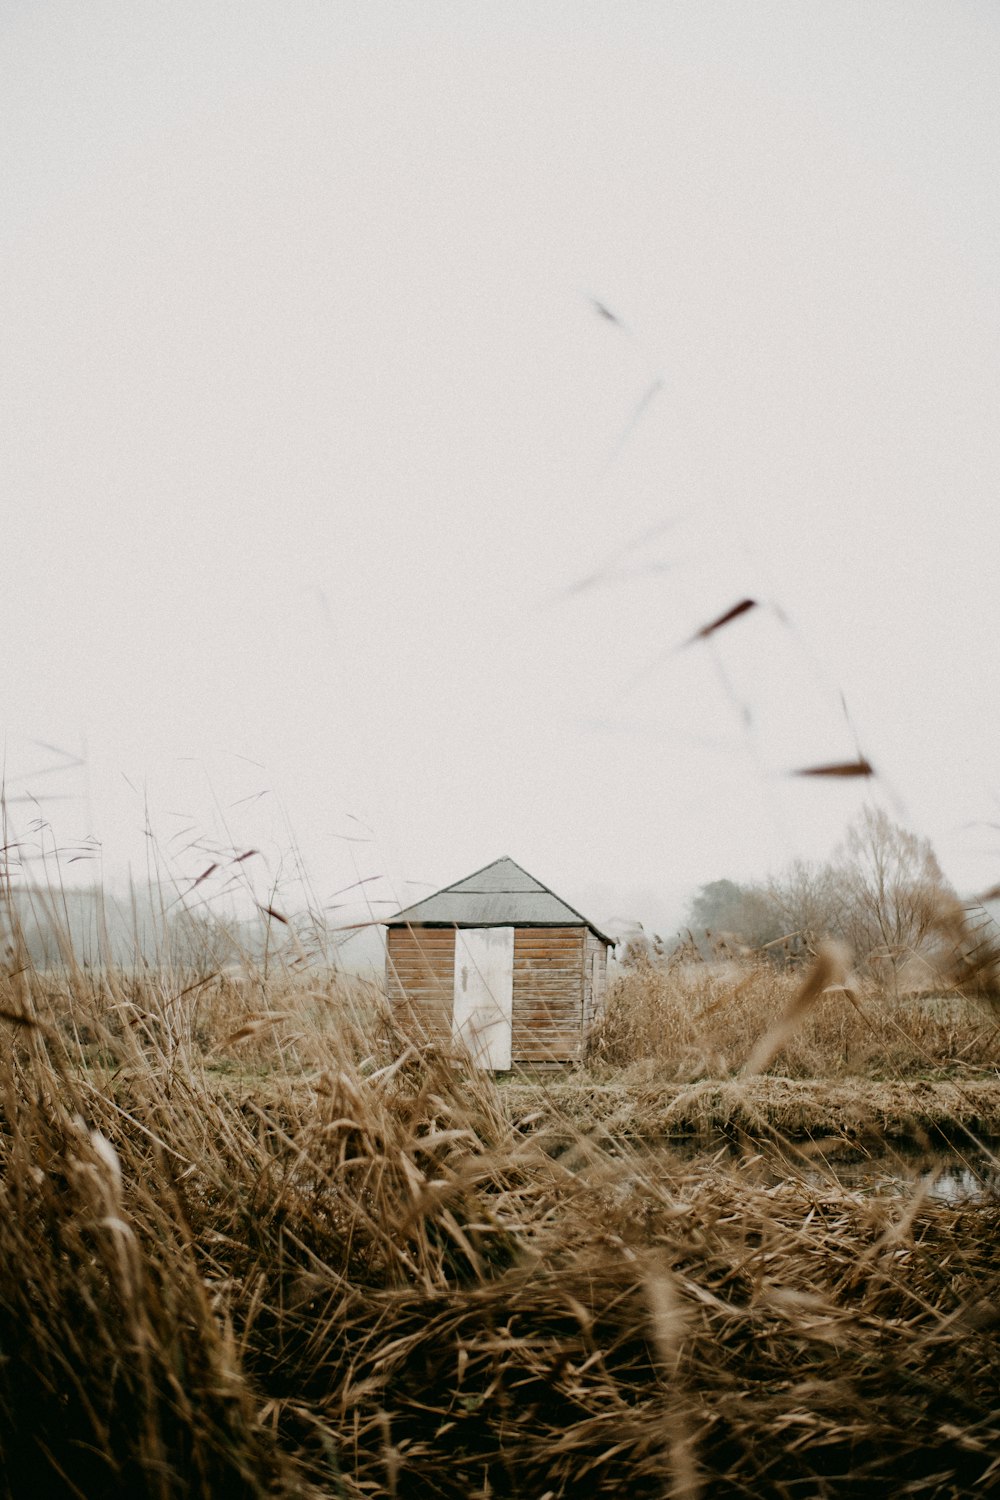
[500,1072,1000,1148]
[202,1065,1000,1153]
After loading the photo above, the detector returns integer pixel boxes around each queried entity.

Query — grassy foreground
[1,958,999,1498]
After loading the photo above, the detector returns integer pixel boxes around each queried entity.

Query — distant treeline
[628,807,997,985]
[1,882,384,974]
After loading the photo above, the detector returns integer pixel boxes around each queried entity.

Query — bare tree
[764,858,846,961]
[679,808,956,980]
[835,806,952,978]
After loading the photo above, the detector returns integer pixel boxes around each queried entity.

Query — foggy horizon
[5,2,999,947]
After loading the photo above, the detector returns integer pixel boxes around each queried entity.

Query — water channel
[645,1138,1000,1204]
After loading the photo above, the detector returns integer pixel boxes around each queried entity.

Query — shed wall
[387,924,590,1064]
[386,926,452,1041]
[583,929,609,1040]
[512,926,585,1063]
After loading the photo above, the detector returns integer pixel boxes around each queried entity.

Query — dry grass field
[594,960,1000,1081]
[1,926,999,1499]
[545,960,1000,1145]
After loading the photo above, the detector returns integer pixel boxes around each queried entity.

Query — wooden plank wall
[512,926,585,1064]
[583,930,609,1040]
[387,925,595,1066]
[386,926,453,1042]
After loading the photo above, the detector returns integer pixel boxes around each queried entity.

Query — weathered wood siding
[512,926,585,1063]
[387,924,604,1066]
[583,930,608,1039]
[386,926,453,1041]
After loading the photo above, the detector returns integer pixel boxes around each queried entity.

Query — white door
[452,927,514,1070]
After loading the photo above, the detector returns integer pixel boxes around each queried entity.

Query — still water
[663,1139,1000,1204]
[797,1150,999,1203]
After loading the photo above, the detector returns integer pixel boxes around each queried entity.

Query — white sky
[3,1,999,938]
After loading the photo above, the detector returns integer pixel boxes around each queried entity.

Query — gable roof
[387,856,612,945]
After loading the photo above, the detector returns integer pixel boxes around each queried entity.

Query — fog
[4,2,999,942]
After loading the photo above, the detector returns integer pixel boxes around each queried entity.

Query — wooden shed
[385,856,612,1070]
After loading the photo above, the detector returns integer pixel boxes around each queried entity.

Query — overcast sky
[3,2,999,938]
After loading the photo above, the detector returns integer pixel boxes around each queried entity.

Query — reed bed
[501,1072,1000,1148]
[591,961,999,1080]
[1,951,999,1498]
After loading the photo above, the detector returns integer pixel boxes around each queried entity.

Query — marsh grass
[590,960,999,1081]
[1,905,999,1497]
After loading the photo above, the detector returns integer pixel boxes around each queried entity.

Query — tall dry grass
[591,959,998,1081]
[1,914,999,1496]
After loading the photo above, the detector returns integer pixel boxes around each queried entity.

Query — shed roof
[387,856,612,945]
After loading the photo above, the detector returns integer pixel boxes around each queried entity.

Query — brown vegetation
[503,1073,1000,1149]
[590,960,999,1083]
[0,933,998,1498]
